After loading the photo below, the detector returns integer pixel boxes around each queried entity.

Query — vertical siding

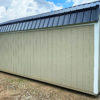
[0,25,94,94]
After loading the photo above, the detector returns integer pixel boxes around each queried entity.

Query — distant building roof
[0,1,100,32]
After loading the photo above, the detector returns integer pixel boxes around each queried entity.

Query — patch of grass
[8,78,26,84]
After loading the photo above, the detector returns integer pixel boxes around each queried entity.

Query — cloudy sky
[0,0,98,23]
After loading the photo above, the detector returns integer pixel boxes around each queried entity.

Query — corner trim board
[94,22,99,94]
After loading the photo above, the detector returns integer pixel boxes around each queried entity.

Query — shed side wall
[0,25,94,94]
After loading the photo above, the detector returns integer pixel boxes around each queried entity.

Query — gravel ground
[0,72,99,100]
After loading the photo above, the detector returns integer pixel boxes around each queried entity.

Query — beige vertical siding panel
[0,25,94,94]
[77,28,82,88]
[83,27,89,90]
[71,28,78,87]
[89,26,94,91]
[30,32,32,77]
[82,26,94,91]
[65,29,72,85]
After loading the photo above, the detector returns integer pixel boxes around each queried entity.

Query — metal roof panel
[58,15,65,26]
[12,24,17,31]
[3,25,6,32]
[0,26,3,32]
[14,23,19,31]
[63,14,71,25]
[17,23,22,31]
[2,26,5,32]
[39,19,45,28]
[31,20,37,29]
[20,22,25,30]
[24,22,29,30]
[91,8,99,21]
[52,16,59,27]
[83,10,91,23]
[48,17,54,27]
[35,19,41,29]
[7,25,11,32]
[9,24,13,31]
[43,18,49,28]
[76,11,84,23]
[27,21,33,29]
[69,13,77,24]
[6,25,8,32]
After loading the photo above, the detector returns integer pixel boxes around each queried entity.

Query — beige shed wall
[0,25,94,94]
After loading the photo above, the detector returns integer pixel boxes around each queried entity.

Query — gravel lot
[0,72,99,100]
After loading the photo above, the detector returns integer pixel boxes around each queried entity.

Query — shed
[0,1,100,95]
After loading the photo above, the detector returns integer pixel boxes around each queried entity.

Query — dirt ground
[0,72,100,100]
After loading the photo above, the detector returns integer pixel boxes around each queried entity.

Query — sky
[0,0,99,23]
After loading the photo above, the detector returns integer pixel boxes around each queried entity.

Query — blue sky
[0,0,98,23]
[47,0,74,8]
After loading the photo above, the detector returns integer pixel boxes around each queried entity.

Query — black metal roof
[0,1,100,32]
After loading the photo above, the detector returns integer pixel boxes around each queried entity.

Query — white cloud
[69,0,99,6]
[0,0,62,23]
[0,6,6,19]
